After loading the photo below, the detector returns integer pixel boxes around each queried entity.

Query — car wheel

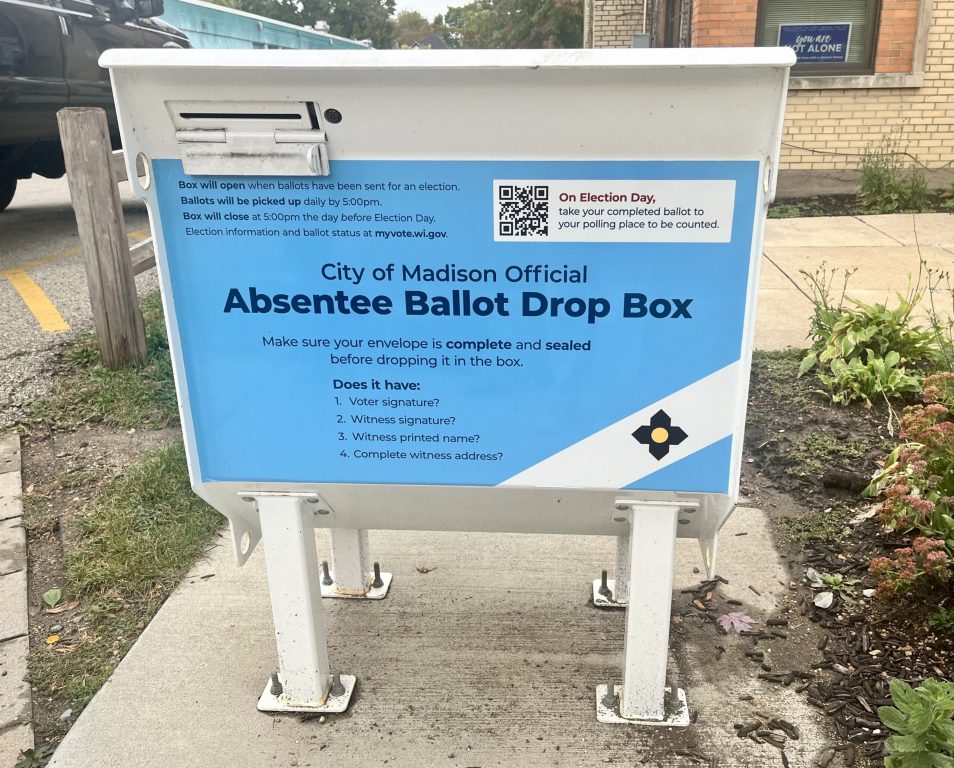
[0,173,16,213]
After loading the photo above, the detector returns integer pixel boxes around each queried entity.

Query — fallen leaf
[25,484,34,494]
[45,600,80,615]
[717,612,756,633]
[415,566,435,574]
[692,599,706,610]
[672,614,683,624]
[46,634,60,645]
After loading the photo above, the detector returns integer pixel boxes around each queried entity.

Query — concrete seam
[762,252,814,303]
[851,215,908,246]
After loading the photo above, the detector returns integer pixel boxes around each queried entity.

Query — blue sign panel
[778,23,851,64]
[154,159,759,492]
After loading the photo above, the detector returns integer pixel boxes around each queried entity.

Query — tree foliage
[207,0,583,49]
[393,10,434,47]
[445,0,583,48]
[209,0,397,48]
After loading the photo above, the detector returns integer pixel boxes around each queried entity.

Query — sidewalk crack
[851,215,906,246]
[762,252,813,302]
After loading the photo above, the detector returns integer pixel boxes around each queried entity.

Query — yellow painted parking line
[0,228,150,333]
[4,269,70,332]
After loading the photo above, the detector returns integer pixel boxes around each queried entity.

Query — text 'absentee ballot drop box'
[103,48,793,724]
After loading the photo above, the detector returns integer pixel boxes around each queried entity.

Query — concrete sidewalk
[757,212,954,350]
[49,510,831,768]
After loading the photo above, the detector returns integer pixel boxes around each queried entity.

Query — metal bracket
[258,673,356,714]
[176,127,329,176]
[596,684,690,726]
[592,575,625,609]
[240,491,335,515]
[321,528,392,600]
[320,571,392,600]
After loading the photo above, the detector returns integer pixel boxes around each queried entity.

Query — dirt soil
[743,351,954,766]
[769,191,954,218]
[21,423,179,744]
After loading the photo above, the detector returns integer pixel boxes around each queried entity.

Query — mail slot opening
[178,111,304,121]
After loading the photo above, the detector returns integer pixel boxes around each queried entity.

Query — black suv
[0,0,189,211]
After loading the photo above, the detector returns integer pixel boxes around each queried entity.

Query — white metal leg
[322,528,392,600]
[613,531,631,603]
[255,495,355,713]
[597,503,689,726]
[331,528,371,593]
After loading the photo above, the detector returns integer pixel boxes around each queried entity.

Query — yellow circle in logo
[651,427,669,444]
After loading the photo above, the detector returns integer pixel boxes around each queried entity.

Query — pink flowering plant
[865,373,954,596]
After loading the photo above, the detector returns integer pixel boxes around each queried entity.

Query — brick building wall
[587,0,649,47]
[588,0,954,173]
[691,0,757,46]
[876,0,920,72]
[784,0,951,171]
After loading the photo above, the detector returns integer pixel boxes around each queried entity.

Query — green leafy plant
[15,744,55,768]
[805,568,858,609]
[42,588,61,609]
[860,129,933,213]
[929,609,954,635]
[878,678,954,768]
[798,265,937,406]
[817,352,921,406]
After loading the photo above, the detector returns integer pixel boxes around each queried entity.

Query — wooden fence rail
[57,107,153,369]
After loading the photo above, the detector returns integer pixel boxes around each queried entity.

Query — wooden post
[57,107,147,369]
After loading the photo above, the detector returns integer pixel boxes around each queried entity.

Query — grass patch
[751,349,810,393]
[784,432,869,478]
[21,495,58,536]
[747,350,813,424]
[780,507,853,546]
[27,294,178,429]
[28,442,220,712]
[767,202,805,219]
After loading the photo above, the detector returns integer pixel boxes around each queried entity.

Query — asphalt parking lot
[0,175,158,426]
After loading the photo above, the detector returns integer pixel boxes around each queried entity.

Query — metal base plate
[596,685,690,726]
[257,674,356,714]
[591,578,627,608]
[320,572,392,600]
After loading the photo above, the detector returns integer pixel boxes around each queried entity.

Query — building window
[757,0,881,76]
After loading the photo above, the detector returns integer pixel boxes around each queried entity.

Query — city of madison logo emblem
[632,409,688,461]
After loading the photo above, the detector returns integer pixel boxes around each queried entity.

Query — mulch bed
[768,191,953,218]
[742,352,953,766]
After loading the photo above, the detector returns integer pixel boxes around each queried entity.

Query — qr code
[497,184,549,237]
